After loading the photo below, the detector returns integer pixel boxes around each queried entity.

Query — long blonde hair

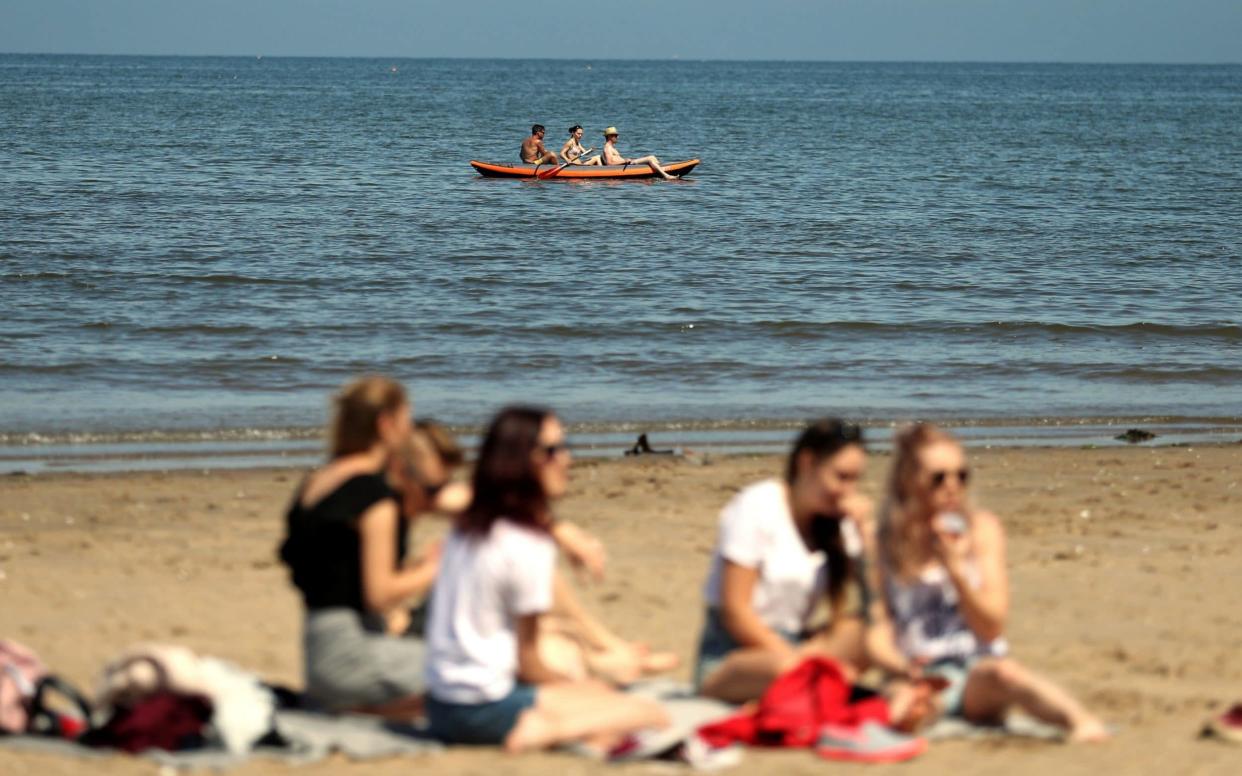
[878,422,961,578]
[329,376,408,459]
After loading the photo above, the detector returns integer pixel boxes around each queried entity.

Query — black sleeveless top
[278,472,407,613]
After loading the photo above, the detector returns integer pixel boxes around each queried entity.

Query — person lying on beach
[521,124,559,165]
[869,423,1110,742]
[693,419,875,704]
[600,126,675,179]
[423,406,670,752]
[560,125,602,166]
[277,376,432,720]
[394,421,679,685]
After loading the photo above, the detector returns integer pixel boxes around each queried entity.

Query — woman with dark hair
[872,423,1108,741]
[279,376,437,718]
[423,406,669,752]
[694,418,873,703]
[560,125,602,165]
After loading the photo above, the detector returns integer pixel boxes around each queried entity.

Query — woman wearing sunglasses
[424,406,669,752]
[872,423,1108,741]
[389,420,680,685]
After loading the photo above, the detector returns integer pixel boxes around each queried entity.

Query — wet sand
[1,444,1239,775]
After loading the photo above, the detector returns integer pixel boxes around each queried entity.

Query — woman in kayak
[601,127,675,180]
[560,125,602,166]
[871,423,1109,741]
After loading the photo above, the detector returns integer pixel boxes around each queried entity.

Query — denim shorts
[693,608,801,689]
[425,683,538,745]
[923,658,977,717]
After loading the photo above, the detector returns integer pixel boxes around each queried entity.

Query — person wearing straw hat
[600,127,675,180]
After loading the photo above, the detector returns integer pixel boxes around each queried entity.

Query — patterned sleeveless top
[884,562,1008,664]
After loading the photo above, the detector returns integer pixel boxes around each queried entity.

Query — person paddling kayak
[521,124,558,165]
[560,125,602,166]
[600,127,675,180]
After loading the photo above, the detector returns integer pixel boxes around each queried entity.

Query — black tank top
[278,472,406,613]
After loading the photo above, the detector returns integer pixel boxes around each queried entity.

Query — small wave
[4,414,1240,450]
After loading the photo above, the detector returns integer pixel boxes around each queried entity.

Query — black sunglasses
[421,479,449,498]
[929,468,970,488]
[539,441,570,459]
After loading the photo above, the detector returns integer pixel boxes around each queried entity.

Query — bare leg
[798,616,868,676]
[629,154,674,180]
[960,657,1110,742]
[698,647,795,704]
[504,681,670,753]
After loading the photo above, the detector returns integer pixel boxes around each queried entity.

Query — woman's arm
[515,613,573,684]
[550,521,607,581]
[934,510,1008,642]
[358,500,439,613]
[719,560,797,659]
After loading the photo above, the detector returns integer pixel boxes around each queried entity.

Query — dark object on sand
[624,434,674,456]
[1200,703,1242,744]
[1115,429,1157,444]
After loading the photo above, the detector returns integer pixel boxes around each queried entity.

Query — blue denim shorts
[425,683,537,745]
[924,658,977,717]
[693,608,801,689]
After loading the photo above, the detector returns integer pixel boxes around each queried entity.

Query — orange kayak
[470,159,700,180]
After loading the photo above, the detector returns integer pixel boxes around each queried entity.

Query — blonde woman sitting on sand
[278,376,434,719]
[694,419,874,703]
[870,423,1109,741]
[560,125,602,166]
[423,406,670,751]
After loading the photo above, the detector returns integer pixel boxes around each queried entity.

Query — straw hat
[603,126,619,137]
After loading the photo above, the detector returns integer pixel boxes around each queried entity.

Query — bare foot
[887,681,936,733]
[638,649,680,675]
[1069,716,1111,743]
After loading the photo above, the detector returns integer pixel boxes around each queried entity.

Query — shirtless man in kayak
[521,124,558,165]
[600,126,675,180]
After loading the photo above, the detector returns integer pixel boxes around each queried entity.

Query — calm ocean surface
[2,56,1241,462]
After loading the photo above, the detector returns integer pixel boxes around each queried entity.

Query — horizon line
[2,51,1239,67]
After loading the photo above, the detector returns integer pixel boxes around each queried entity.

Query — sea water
[2,56,1240,468]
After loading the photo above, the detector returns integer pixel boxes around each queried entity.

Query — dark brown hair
[784,418,864,485]
[787,418,865,615]
[329,376,407,459]
[458,406,554,536]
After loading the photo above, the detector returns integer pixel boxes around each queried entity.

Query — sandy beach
[1,443,1240,775]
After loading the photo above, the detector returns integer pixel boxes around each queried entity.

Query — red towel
[698,657,889,748]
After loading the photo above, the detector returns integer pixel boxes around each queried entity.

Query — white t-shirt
[702,479,828,635]
[424,519,557,704]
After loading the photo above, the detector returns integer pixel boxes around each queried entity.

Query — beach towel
[924,713,1065,741]
[0,708,442,769]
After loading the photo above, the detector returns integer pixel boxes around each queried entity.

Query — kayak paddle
[537,148,595,180]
